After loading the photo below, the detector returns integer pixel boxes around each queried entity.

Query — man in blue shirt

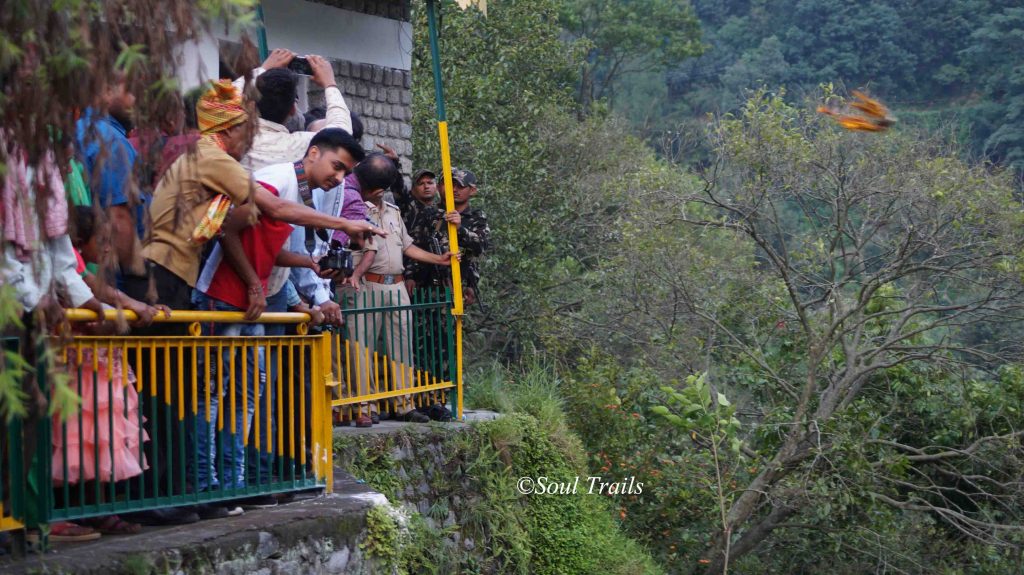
[75,74,146,288]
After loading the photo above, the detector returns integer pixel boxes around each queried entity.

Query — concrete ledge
[3,412,502,574]
[330,409,500,438]
[2,472,387,575]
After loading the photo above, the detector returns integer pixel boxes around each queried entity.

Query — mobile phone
[288,57,313,76]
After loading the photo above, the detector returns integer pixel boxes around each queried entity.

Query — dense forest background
[623,0,1024,175]
[412,0,1024,573]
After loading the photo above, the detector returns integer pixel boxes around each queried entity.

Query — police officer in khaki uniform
[343,153,458,427]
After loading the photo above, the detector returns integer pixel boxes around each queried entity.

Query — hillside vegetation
[412,1,1024,572]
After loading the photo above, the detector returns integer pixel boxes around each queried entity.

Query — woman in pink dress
[52,342,148,485]
[49,206,169,536]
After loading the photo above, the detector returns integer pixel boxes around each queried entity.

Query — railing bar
[243,339,250,492]
[428,286,439,389]
[448,288,456,411]
[107,339,116,506]
[229,338,238,495]
[399,290,409,413]
[338,301,447,314]
[287,339,295,483]
[136,341,145,504]
[382,291,392,414]
[404,294,415,409]
[357,290,365,420]
[299,340,307,470]
[276,339,284,479]
[344,339,353,423]
[193,338,202,502]
[176,342,186,499]
[264,338,272,488]
[218,340,226,496]
[163,342,172,502]
[77,344,86,512]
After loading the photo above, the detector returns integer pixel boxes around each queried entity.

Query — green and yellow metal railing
[0,287,458,544]
[332,286,457,426]
[41,310,332,529]
[1,336,29,535]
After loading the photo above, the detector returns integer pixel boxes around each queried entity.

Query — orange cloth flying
[818,90,896,132]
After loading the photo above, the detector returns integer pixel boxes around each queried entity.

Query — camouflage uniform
[395,171,447,288]
[396,168,490,293]
[445,205,489,291]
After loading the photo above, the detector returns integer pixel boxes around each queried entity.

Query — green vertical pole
[427,0,465,420]
[426,0,446,122]
[256,3,270,61]
[427,0,464,313]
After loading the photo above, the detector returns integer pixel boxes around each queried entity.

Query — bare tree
[652,92,1024,572]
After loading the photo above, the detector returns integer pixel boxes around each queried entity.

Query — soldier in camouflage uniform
[395,168,446,292]
[392,166,490,412]
[395,167,490,303]
[438,167,489,305]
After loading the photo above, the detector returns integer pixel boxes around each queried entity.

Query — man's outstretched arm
[252,184,387,239]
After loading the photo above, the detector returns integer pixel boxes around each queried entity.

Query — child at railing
[49,207,170,537]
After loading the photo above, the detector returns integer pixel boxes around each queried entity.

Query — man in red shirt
[191,129,365,495]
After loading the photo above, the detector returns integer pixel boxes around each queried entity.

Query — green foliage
[0,286,29,423]
[463,361,514,413]
[361,505,401,571]
[962,6,1024,170]
[415,0,1024,571]
[335,410,662,575]
[655,0,1024,173]
[654,373,742,455]
[560,352,725,567]
[559,0,703,107]
[336,437,403,500]
[398,512,461,575]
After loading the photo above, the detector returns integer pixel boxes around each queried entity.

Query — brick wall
[307,60,413,178]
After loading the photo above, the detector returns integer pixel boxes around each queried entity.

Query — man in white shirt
[234,49,353,171]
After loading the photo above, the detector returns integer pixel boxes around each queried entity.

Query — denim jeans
[191,292,266,491]
[245,287,289,484]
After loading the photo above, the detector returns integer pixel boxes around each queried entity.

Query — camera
[319,243,353,277]
[288,57,314,76]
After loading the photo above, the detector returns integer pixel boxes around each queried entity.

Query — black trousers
[122,263,192,497]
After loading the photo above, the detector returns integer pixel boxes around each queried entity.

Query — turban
[196,80,248,135]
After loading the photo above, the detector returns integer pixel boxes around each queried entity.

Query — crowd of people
[0,47,489,542]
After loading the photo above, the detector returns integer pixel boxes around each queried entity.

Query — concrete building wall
[260,0,412,71]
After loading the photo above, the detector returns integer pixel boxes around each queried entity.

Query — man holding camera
[345,154,459,427]
[251,128,368,326]
[192,128,372,496]
[233,48,353,171]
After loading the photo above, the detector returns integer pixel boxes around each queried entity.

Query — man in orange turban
[196,80,248,135]
[135,77,385,519]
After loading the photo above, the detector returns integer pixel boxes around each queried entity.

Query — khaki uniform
[345,201,415,415]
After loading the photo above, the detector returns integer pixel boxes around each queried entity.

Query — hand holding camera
[317,241,354,280]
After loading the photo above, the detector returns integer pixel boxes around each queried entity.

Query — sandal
[86,515,142,535]
[50,521,101,542]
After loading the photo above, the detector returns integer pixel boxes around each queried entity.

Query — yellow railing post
[319,330,334,492]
